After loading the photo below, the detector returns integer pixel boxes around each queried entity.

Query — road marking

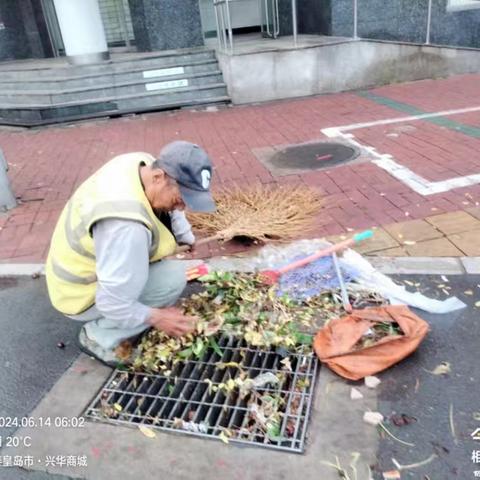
[357,92,480,138]
[322,106,480,196]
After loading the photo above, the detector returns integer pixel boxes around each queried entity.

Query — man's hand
[147,306,198,337]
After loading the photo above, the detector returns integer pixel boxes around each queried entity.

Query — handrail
[213,0,298,53]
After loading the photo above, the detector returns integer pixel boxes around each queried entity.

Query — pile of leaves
[353,321,404,351]
[133,271,388,373]
[133,271,317,372]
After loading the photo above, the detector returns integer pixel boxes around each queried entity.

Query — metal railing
[214,0,457,53]
[214,0,298,53]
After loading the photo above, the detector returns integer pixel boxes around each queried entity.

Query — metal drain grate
[84,336,318,453]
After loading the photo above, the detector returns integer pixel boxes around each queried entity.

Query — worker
[45,141,215,367]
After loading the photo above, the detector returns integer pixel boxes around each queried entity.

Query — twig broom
[177,183,323,253]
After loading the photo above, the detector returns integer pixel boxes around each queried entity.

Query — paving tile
[354,229,400,254]
[366,246,408,257]
[383,219,443,243]
[403,238,463,257]
[448,229,480,256]
[466,206,480,220]
[425,211,480,235]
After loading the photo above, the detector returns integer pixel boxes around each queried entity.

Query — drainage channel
[84,336,318,453]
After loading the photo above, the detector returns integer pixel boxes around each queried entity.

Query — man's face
[149,170,185,212]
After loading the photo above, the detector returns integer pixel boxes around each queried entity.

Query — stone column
[53,0,110,65]
[129,0,204,52]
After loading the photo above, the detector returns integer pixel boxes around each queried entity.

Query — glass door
[98,0,135,51]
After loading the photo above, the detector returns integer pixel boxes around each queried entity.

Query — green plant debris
[133,271,387,372]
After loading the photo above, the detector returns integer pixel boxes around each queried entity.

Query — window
[447,0,480,11]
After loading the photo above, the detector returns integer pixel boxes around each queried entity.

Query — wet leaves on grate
[85,335,318,453]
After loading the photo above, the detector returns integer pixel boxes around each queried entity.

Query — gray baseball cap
[156,141,216,213]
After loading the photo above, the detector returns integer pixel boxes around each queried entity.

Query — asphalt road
[0,276,81,480]
[373,274,480,480]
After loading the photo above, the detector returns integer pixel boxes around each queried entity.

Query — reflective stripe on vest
[64,200,161,259]
[51,259,97,285]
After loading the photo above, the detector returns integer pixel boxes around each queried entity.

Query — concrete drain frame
[84,336,318,453]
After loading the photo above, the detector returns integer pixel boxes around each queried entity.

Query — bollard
[0,148,17,211]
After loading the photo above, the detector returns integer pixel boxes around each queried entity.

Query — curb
[2,257,479,277]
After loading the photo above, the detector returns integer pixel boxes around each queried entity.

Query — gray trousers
[69,260,187,350]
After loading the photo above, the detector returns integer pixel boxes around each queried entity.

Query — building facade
[0,0,479,65]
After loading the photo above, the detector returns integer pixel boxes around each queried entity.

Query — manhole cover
[257,141,359,175]
[84,336,318,453]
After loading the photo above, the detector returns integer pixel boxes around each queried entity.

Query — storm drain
[84,336,318,453]
[256,141,359,176]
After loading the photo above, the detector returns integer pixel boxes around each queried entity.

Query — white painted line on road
[322,106,480,196]
[322,105,480,137]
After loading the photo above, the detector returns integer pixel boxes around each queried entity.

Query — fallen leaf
[365,376,381,389]
[115,340,133,361]
[113,403,122,412]
[364,411,384,426]
[383,471,401,480]
[351,387,364,400]
[431,362,451,375]
[390,413,417,427]
[138,425,156,438]
[219,431,230,444]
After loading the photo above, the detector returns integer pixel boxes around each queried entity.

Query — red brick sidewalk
[1,74,480,263]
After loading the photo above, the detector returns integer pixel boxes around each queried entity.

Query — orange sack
[313,305,430,381]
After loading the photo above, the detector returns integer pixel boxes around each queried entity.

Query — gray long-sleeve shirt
[92,211,194,329]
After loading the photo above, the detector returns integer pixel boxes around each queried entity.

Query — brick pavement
[1,73,480,263]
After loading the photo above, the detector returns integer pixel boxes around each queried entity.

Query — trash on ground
[389,413,417,427]
[138,425,156,438]
[341,250,466,314]
[378,423,415,447]
[363,411,384,426]
[365,375,382,389]
[350,388,364,400]
[382,471,401,480]
[391,453,437,471]
[314,306,430,380]
[427,361,451,376]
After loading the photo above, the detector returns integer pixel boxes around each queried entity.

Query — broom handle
[276,230,373,275]
[174,233,225,254]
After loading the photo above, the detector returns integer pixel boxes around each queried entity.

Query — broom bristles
[187,184,323,242]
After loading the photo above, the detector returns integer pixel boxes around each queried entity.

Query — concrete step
[0,82,228,110]
[0,60,220,90]
[0,94,230,127]
[0,71,225,105]
[0,49,216,80]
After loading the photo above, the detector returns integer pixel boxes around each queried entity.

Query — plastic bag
[313,305,430,380]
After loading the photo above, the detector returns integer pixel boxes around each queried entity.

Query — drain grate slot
[84,336,318,453]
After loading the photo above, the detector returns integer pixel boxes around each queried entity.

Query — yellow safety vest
[46,152,177,315]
